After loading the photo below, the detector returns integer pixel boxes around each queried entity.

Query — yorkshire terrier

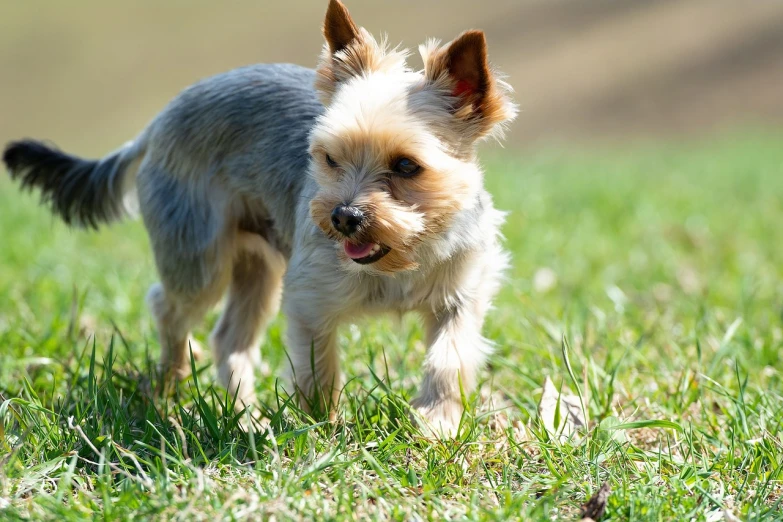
[2,0,516,435]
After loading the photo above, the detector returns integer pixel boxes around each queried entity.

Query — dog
[2,0,516,435]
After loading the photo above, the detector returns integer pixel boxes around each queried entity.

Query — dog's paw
[185,337,205,362]
[410,396,464,438]
[156,339,205,396]
[164,338,204,380]
[217,351,260,412]
[237,404,270,434]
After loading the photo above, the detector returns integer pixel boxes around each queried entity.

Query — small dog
[2,0,516,434]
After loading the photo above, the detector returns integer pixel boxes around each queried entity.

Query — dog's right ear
[323,0,360,54]
[315,0,407,105]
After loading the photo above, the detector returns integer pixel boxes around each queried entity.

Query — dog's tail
[2,136,145,229]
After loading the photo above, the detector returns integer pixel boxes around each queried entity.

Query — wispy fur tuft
[315,0,409,105]
[3,139,142,229]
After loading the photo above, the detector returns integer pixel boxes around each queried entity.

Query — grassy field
[1,132,782,520]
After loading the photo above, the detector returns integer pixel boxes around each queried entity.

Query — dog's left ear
[422,31,517,140]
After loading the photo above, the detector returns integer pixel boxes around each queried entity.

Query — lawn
[1,131,782,520]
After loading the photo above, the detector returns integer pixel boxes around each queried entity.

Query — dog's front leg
[411,307,492,436]
[285,313,341,421]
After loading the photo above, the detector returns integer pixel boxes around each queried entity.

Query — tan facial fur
[309,0,517,275]
[309,118,481,272]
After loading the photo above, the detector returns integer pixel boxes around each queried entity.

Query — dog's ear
[323,0,360,54]
[421,30,517,141]
[315,1,407,105]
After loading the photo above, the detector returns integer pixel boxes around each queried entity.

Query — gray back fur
[142,63,323,252]
[4,63,324,255]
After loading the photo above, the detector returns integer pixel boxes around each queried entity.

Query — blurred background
[1,0,782,151]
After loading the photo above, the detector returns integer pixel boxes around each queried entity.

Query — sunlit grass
[2,132,782,520]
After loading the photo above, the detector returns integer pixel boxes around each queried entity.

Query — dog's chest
[358,261,465,313]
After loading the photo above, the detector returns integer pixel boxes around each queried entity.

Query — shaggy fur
[2,0,517,435]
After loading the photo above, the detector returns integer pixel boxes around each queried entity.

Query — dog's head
[309,0,517,274]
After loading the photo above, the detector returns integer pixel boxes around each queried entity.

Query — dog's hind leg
[210,231,286,410]
[139,168,235,387]
[146,272,229,383]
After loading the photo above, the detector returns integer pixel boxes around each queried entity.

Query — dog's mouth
[343,241,391,264]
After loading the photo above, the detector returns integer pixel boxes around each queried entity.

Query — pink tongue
[344,242,375,259]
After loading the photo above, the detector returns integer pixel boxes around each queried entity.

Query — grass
[1,131,783,520]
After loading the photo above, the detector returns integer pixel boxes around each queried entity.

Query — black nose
[331,205,365,236]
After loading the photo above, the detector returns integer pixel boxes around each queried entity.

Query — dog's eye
[325,154,338,168]
[392,157,420,177]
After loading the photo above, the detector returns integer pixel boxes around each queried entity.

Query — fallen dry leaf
[538,376,586,441]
